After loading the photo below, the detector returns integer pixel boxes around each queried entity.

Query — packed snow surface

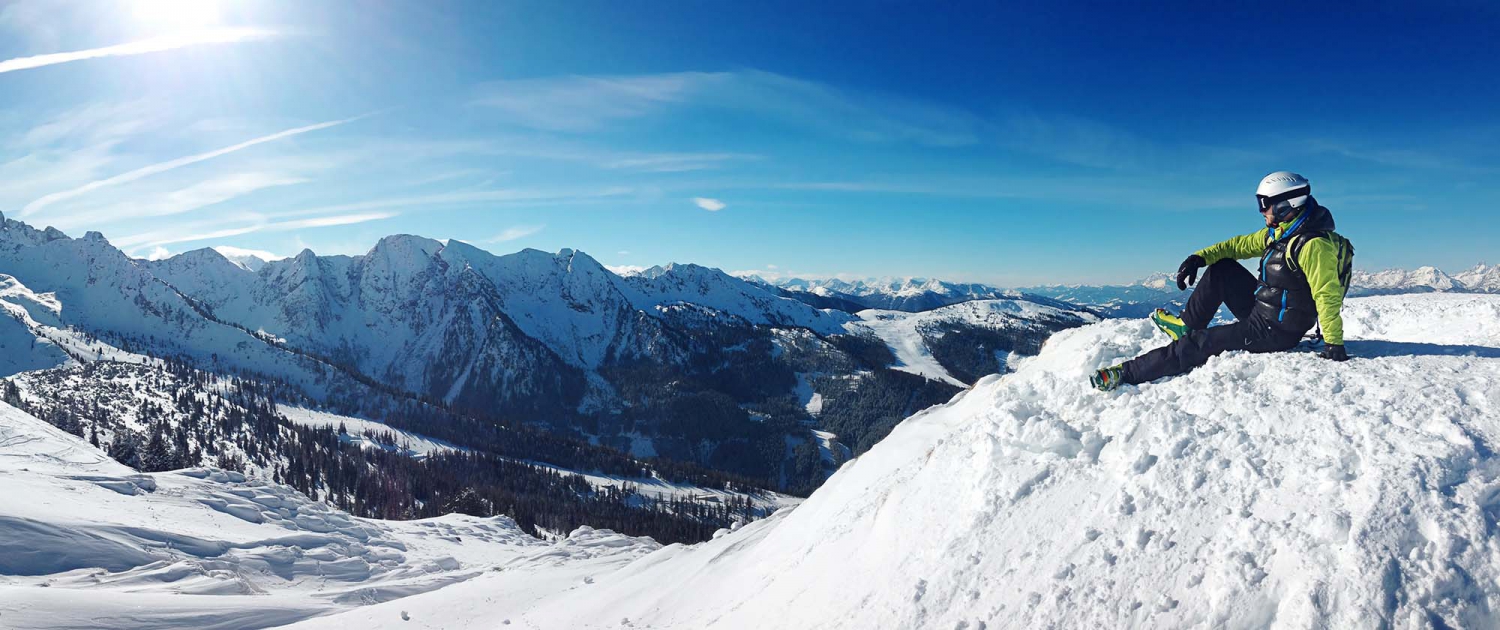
[0,400,659,630]
[277,293,1500,629]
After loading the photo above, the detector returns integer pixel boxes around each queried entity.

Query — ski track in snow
[275,294,1500,630]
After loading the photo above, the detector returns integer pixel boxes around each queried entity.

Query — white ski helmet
[1256,171,1312,222]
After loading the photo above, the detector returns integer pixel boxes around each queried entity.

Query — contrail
[0,28,273,74]
[18,116,359,218]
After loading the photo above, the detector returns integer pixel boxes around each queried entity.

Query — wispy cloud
[48,172,308,229]
[472,74,701,132]
[1306,140,1495,173]
[0,103,165,207]
[693,197,726,211]
[116,212,398,252]
[472,70,985,146]
[0,28,274,74]
[488,224,545,242]
[997,112,1153,170]
[601,152,752,172]
[769,175,1243,210]
[108,185,633,254]
[18,116,357,218]
[10,101,161,149]
[270,186,636,217]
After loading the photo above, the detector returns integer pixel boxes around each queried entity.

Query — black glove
[1176,255,1206,291]
[1320,344,1349,362]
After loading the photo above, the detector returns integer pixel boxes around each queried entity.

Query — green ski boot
[1150,308,1190,341]
[1090,365,1125,391]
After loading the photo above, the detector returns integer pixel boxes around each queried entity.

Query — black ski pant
[1121,259,1304,385]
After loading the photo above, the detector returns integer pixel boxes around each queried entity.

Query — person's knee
[1203,258,1240,280]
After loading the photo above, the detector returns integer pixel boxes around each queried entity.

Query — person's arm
[1194,228,1270,265]
[1298,237,1345,346]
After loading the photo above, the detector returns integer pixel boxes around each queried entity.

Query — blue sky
[1,0,1496,285]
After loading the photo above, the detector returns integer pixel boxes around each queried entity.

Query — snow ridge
[0,398,660,629]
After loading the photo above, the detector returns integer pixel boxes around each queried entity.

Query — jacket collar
[1273,202,1335,239]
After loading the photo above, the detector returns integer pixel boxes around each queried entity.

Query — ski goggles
[1256,186,1310,214]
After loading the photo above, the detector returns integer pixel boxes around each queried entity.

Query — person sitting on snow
[1091,171,1355,391]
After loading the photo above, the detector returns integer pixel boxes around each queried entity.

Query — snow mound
[0,400,604,630]
[290,294,1500,629]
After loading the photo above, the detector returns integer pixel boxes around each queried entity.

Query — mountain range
[0,211,1093,500]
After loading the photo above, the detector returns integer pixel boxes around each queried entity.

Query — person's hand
[1176,255,1207,291]
[1320,344,1349,362]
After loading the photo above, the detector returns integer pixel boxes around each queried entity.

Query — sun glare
[130,0,224,32]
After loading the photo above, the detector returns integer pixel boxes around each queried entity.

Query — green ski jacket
[1194,212,1347,345]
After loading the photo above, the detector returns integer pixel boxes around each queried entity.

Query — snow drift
[0,399,658,629]
[281,293,1500,629]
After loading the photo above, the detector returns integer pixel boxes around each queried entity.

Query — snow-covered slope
[0,398,660,630]
[279,293,1500,629]
[850,298,1098,386]
[0,274,73,374]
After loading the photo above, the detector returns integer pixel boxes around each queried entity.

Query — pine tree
[142,423,177,472]
[108,431,143,469]
[1,380,22,407]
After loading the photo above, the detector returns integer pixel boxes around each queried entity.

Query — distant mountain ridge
[1349,264,1500,296]
[751,262,1500,319]
[744,274,1081,314]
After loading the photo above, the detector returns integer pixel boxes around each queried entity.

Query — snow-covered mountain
[1350,263,1500,296]
[147,238,594,416]
[1349,266,1462,295]
[0,214,357,402]
[1453,263,1500,293]
[750,275,1073,313]
[298,294,1500,628]
[1022,272,1187,318]
[140,238,856,411]
[212,245,278,272]
[8,214,1095,496]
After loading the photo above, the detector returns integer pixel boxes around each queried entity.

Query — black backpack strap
[1285,230,1330,275]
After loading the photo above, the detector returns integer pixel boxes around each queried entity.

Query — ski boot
[1090,365,1125,391]
[1150,308,1190,341]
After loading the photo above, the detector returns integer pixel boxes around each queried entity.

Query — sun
[129,0,224,32]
